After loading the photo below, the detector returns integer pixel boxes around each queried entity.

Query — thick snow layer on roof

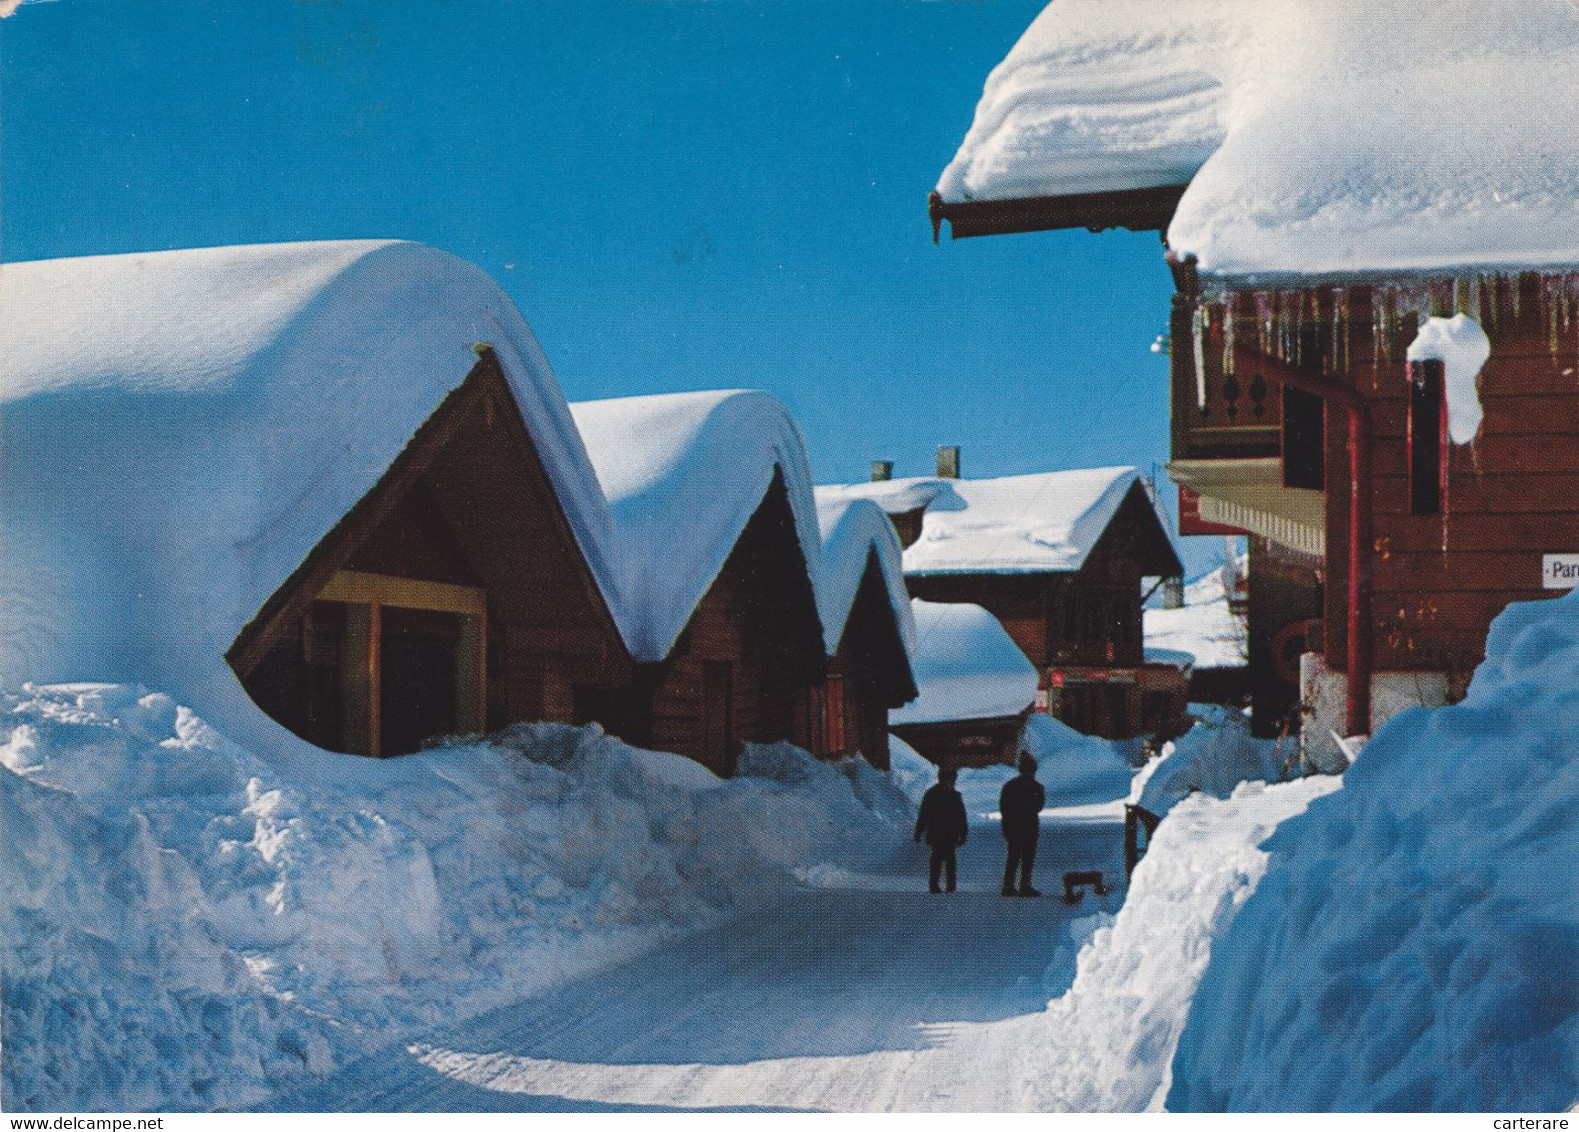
[902,466,1158,576]
[812,496,916,656]
[570,390,822,663]
[814,476,957,517]
[1168,588,1579,1112]
[890,600,1036,725]
[939,1,1579,281]
[0,241,620,758]
[937,0,1234,204]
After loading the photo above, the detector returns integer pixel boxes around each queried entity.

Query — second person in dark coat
[999,751,1046,897]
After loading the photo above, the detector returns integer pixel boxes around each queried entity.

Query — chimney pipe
[936,445,960,479]
[870,460,893,482]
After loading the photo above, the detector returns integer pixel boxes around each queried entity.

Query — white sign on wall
[1542,554,1579,589]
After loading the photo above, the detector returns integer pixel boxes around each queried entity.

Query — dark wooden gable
[837,548,918,709]
[228,348,632,754]
[1078,481,1184,584]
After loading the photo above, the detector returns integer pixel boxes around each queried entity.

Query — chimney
[935,445,960,479]
[870,460,893,482]
[1162,576,1185,610]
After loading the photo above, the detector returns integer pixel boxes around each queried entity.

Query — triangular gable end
[228,347,632,756]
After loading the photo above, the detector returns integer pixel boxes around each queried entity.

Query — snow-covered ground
[1143,562,1246,671]
[12,585,1575,1113]
[272,729,1334,1112]
[0,685,910,1112]
[1169,589,1579,1112]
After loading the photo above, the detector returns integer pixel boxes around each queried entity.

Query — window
[1282,386,1326,489]
[1408,359,1447,515]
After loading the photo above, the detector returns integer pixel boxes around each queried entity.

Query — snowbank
[1168,589,1579,1112]
[0,242,622,761]
[570,390,823,662]
[1020,713,1136,809]
[1018,775,1342,1111]
[902,467,1164,577]
[1143,564,1246,670]
[890,600,1037,726]
[0,684,906,1112]
[938,1,1579,281]
[813,496,916,657]
[1132,703,1296,819]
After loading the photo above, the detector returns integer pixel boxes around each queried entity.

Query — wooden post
[455,612,487,734]
[341,602,382,757]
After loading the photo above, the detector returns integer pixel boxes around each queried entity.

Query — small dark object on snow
[1062,870,1108,904]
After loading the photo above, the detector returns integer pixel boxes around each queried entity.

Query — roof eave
[929,184,1187,243]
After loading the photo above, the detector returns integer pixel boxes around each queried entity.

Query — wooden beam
[318,569,486,616]
[930,185,1186,242]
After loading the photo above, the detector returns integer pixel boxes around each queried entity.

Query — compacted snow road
[281,808,1127,1112]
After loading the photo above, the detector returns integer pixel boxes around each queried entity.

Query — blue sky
[3,0,1215,576]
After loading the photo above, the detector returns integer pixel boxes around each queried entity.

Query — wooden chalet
[830,462,1187,741]
[808,496,919,770]
[931,7,1579,768]
[229,347,632,757]
[0,240,634,761]
[888,598,1037,769]
[570,391,829,777]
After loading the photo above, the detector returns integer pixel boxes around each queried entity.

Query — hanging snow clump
[1406,313,1492,444]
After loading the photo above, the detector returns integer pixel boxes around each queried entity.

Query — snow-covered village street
[5,0,1579,1118]
[283,803,1127,1113]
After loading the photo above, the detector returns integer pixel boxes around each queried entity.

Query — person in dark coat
[913,765,968,893]
[999,751,1046,897]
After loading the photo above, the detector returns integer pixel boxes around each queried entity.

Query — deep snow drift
[0,684,910,1112]
[938,0,1579,280]
[1168,589,1579,1112]
[1132,703,1296,819]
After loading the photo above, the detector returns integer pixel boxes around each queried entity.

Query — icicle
[1193,302,1209,411]
[1256,292,1273,357]
[1223,295,1236,378]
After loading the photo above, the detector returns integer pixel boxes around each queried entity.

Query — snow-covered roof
[812,495,916,657]
[900,467,1171,576]
[813,476,957,517]
[889,600,1037,726]
[570,390,823,663]
[937,0,1579,282]
[0,240,623,755]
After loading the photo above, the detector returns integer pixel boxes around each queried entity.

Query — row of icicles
[1189,273,1579,396]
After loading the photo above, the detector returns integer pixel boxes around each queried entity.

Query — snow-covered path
[278,809,1127,1112]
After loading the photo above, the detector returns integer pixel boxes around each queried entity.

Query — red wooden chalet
[932,6,1579,768]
